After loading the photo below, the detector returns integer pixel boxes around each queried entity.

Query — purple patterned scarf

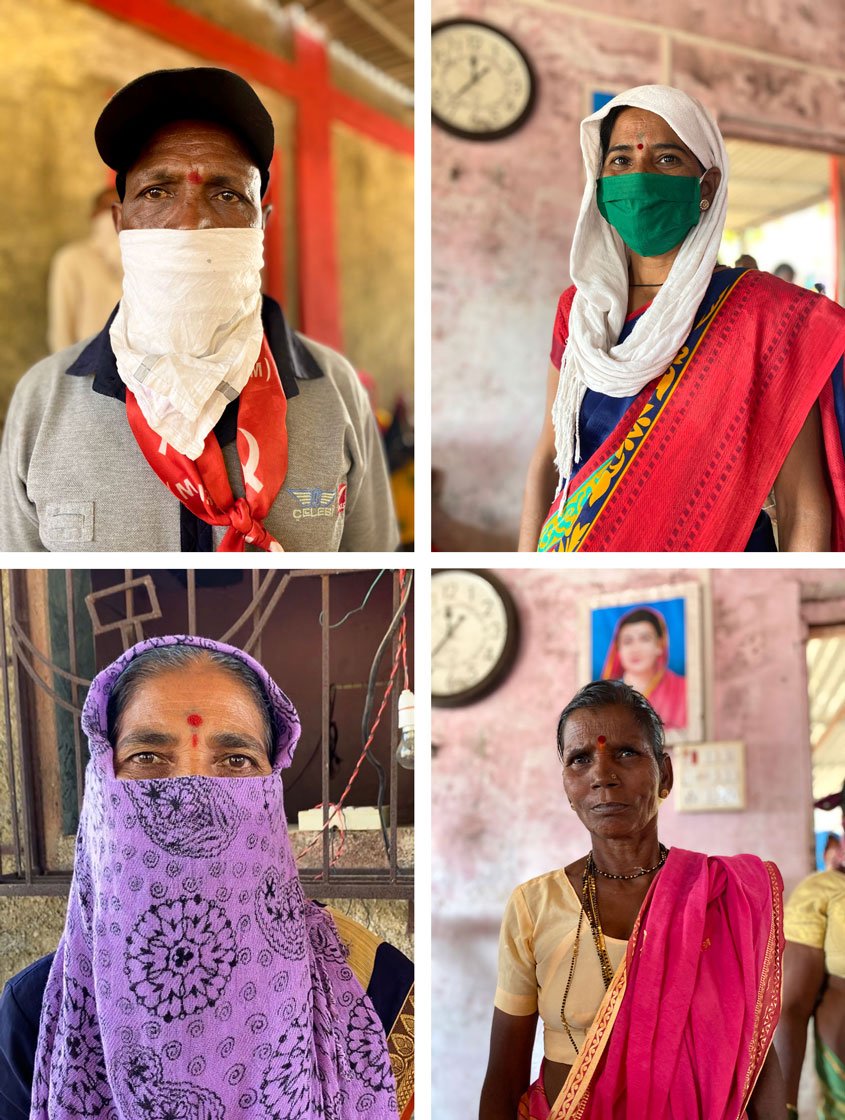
[31,635,398,1120]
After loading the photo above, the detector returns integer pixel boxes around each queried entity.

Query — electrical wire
[296,638,403,864]
[318,569,386,629]
[285,686,338,793]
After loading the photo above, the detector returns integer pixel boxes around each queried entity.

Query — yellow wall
[334,123,414,409]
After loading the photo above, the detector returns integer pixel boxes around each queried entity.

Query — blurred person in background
[47,187,123,352]
[777,781,845,1119]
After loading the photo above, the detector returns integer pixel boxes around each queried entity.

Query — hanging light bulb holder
[396,688,415,770]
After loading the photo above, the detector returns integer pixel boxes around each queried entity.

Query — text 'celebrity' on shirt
[0,67,399,554]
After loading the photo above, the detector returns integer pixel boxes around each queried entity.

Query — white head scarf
[551,85,729,492]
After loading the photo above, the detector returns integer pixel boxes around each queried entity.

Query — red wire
[307,802,347,866]
[400,614,409,690]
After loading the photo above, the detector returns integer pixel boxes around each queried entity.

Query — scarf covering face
[551,84,729,492]
[31,635,399,1120]
[110,228,265,460]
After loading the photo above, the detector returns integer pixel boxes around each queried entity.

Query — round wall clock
[432,570,520,707]
[431,18,537,141]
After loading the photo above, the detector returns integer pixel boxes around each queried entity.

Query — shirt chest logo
[287,485,344,520]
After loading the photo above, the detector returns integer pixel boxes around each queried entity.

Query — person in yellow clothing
[776,785,845,1119]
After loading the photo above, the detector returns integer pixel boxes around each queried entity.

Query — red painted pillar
[263,149,285,308]
[294,29,342,350]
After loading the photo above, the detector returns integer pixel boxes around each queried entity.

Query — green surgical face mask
[595,172,704,257]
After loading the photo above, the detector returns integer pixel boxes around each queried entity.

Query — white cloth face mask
[110,227,265,460]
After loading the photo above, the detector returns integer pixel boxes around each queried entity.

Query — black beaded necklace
[591,843,668,880]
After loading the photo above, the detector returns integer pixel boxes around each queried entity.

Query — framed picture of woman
[579,582,705,743]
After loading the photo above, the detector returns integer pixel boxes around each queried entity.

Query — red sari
[519,849,783,1120]
[538,270,845,551]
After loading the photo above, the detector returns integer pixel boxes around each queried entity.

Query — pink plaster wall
[431,0,845,541]
[432,567,845,1117]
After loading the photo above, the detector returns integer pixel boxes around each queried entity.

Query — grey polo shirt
[0,305,398,553]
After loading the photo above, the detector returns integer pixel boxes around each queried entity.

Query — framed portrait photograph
[578,582,706,744]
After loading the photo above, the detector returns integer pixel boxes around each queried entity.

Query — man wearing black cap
[0,68,399,552]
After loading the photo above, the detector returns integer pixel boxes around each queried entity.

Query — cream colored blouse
[784,868,845,979]
[495,868,627,1064]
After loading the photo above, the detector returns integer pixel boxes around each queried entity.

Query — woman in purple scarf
[5,634,406,1120]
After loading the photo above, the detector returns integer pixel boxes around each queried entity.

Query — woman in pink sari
[602,607,686,730]
[479,680,785,1120]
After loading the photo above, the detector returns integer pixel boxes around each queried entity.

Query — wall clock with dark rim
[431,18,537,141]
[432,569,520,707]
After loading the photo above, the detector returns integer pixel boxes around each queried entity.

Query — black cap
[95,67,274,198]
[815,784,845,812]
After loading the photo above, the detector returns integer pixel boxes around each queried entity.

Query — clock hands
[432,606,467,657]
[447,56,492,107]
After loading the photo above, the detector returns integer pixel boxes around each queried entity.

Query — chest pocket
[43,501,94,545]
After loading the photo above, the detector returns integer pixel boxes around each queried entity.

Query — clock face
[432,19,536,141]
[432,570,518,705]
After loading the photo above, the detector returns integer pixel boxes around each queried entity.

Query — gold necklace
[560,860,614,1054]
[584,857,616,986]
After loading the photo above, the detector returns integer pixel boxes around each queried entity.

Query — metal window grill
[0,568,413,902]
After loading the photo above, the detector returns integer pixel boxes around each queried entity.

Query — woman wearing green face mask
[518,84,845,554]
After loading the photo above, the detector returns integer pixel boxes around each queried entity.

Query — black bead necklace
[591,843,669,880]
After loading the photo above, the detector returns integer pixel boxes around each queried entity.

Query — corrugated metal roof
[807,632,845,799]
[725,138,831,233]
[278,0,413,89]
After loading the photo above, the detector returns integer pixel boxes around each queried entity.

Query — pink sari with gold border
[519,849,783,1120]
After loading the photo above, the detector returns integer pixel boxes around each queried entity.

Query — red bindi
[187,714,202,727]
[597,735,607,748]
[637,143,644,150]
[187,170,202,184]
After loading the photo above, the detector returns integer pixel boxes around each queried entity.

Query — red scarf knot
[223,498,281,552]
[125,336,288,552]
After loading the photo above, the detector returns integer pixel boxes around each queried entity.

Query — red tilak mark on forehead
[637,143,644,150]
[191,733,198,749]
[187,170,203,184]
[187,714,202,727]
[597,736,607,748]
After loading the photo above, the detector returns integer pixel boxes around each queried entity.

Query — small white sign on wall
[673,741,746,812]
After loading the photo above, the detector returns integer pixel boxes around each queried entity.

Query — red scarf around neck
[125,336,288,551]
